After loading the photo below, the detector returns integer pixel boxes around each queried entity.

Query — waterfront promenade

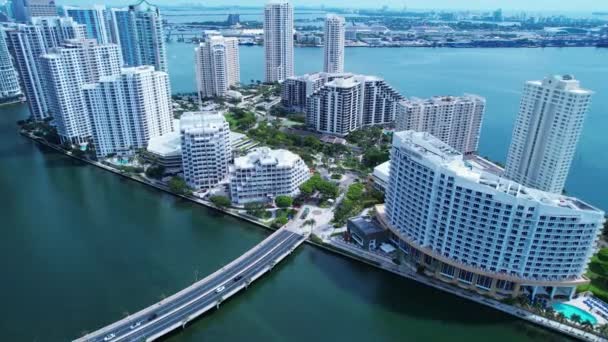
[75,227,306,342]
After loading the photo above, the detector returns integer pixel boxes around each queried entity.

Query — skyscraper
[110,0,167,72]
[195,35,240,100]
[64,5,112,45]
[323,14,345,74]
[263,1,293,83]
[306,74,403,136]
[504,75,593,194]
[180,111,231,190]
[40,39,122,143]
[396,95,486,155]
[11,0,56,22]
[0,27,22,102]
[83,66,173,157]
[4,17,85,120]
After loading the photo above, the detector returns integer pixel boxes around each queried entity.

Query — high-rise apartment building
[83,66,172,158]
[40,39,122,143]
[323,14,345,74]
[306,74,403,136]
[11,0,56,22]
[263,1,293,82]
[195,35,240,99]
[4,17,85,120]
[281,72,350,111]
[110,0,167,72]
[230,147,310,204]
[180,111,231,190]
[382,130,604,300]
[396,95,486,154]
[64,5,112,45]
[0,27,22,102]
[504,75,593,194]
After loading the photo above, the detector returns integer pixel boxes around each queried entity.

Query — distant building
[263,1,294,82]
[504,75,592,194]
[83,66,173,158]
[4,17,86,120]
[180,111,232,191]
[306,74,403,136]
[347,217,388,250]
[230,147,310,204]
[323,14,345,74]
[110,0,168,72]
[396,95,486,155]
[382,130,604,300]
[195,35,240,99]
[64,5,112,44]
[0,27,22,102]
[40,39,122,143]
[11,0,57,22]
[226,13,239,26]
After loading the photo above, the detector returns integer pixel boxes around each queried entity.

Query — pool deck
[563,296,608,325]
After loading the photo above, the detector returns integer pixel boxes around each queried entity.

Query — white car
[215,285,225,293]
[103,333,116,341]
[130,321,142,330]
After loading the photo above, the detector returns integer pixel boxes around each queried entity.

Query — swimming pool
[552,302,598,325]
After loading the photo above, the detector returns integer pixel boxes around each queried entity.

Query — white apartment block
[110,1,167,72]
[180,111,231,191]
[0,28,21,101]
[230,147,310,204]
[195,35,240,99]
[281,72,351,111]
[263,1,294,83]
[40,39,122,143]
[323,14,345,74]
[4,17,85,120]
[396,95,486,154]
[382,130,604,300]
[306,74,403,136]
[83,66,172,158]
[65,5,112,45]
[504,75,593,194]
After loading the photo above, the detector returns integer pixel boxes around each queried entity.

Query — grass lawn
[578,248,608,302]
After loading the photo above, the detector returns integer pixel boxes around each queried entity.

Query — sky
[56,0,606,13]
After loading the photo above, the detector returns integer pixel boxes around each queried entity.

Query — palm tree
[581,320,593,332]
[570,313,582,325]
[556,312,566,323]
[544,306,555,319]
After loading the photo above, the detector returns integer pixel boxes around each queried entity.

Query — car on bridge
[215,285,225,293]
[103,333,115,341]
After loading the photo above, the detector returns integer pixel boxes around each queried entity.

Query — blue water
[167,44,608,211]
[552,303,598,324]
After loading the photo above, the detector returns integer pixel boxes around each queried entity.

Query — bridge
[75,227,306,342]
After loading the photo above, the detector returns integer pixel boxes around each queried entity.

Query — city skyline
[55,0,607,13]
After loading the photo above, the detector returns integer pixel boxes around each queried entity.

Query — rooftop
[234,147,302,170]
[180,111,227,135]
[529,74,593,95]
[348,217,385,236]
[393,130,603,213]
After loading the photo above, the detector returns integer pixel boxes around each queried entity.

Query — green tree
[245,202,267,217]
[272,216,289,228]
[145,164,165,179]
[168,176,191,195]
[362,147,390,168]
[346,183,365,201]
[275,195,293,208]
[570,313,582,325]
[210,195,231,208]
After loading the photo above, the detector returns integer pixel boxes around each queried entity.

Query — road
[76,229,305,342]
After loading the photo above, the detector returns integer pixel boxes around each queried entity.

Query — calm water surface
[1,45,602,342]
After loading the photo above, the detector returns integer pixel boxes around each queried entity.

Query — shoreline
[20,131,603,342]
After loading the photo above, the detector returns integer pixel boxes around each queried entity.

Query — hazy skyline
[57,0,606,13]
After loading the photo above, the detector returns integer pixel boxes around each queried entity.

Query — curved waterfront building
[381,131,604,299]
